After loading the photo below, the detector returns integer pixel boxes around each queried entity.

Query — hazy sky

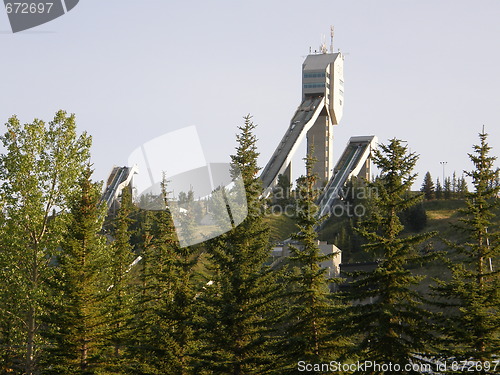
[1,0,499,189]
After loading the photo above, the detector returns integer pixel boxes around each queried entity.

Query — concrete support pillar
[283,162,292,186]
[358,157,371,181]
[306,114,333,187]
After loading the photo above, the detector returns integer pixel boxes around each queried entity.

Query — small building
[280,240,341,278]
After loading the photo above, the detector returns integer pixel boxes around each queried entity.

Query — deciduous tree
[0,111,91,374]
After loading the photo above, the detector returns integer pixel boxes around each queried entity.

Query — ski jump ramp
[260,106,377,218]
[101,165,138,209]
[317,136,377,217]
[260,95,326,197]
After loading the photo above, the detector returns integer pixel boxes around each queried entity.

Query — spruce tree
[41,168,109,374]
[452,171,458,197]
[129,179,201,375]
[336,139,437,372]
[444,177,452,200]
[457,174,469,199]
[128,205,179,374]
[127,209,157,374]
[157,182,201,375]
[273,173,292,210]
[280,152,344,373]
[195,115,282,374]
[104,187,136,371]
[436,178,443,200]
[434,131,499,363]
[421,172,435,200]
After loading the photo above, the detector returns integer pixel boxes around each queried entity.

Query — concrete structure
[259,44,377,221]
[281,241,341,279]
[259,51,344,194]
[101,165,138,213]
[302,52,344,185]
[316,135,378,218]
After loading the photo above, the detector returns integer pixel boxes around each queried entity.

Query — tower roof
[302,52,340,71]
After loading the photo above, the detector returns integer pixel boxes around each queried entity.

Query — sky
[1,0,499,190]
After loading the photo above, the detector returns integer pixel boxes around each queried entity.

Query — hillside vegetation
[269,198,499,263]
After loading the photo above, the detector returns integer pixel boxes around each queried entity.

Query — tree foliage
[421,171,435,200]
[1,111,499,374]
[41,168,109,374]
[195,115,282,374]
[103,187,137,371]
[337,139,437,372]
[280,152,344,373]
[434,131,500,361]
[0,111,92,374]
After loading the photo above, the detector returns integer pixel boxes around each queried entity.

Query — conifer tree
[444,177,452,199]
[456,174,469,198]
[126,209,156,374]
[421,171,435,200]
[157,183,201,375]
[104,187,136,371]
[280,152,343,373]
[434,131,499,362]
[129,180,200,375]
[452,171,458,197]
[336,139,437,372]
[41,168,109,374]
[436,178,443,200]
[128,205,179,374]
[273,174,292,210]
[195,115,282,374]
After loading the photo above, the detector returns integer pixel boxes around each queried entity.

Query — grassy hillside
[264,213,296,243]
[267,197,499,296]
[268,198,499,259]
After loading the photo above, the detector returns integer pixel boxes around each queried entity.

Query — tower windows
[303,83,325,89]
[304,72,326,78]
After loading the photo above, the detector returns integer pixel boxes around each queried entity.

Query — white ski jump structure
[103,37,378,225]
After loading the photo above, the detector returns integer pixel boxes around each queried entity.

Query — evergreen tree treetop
[196,115,282,374]
[41,167,110,374]
[280,150,345,371]
[337,139,437,371]
[434,130,499,361]
[421,171,435,200]
[361,139,425,247]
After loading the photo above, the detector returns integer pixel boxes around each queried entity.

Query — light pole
[440,161,447,184]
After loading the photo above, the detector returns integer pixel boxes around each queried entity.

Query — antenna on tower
[330,25,334,53]
[320,34,328,54]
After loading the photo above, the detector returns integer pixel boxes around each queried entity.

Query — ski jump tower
[303,50,344,184]
[260,28,346,193]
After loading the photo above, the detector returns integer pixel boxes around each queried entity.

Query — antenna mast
[330,25,334,53]
[320,34,328,54]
